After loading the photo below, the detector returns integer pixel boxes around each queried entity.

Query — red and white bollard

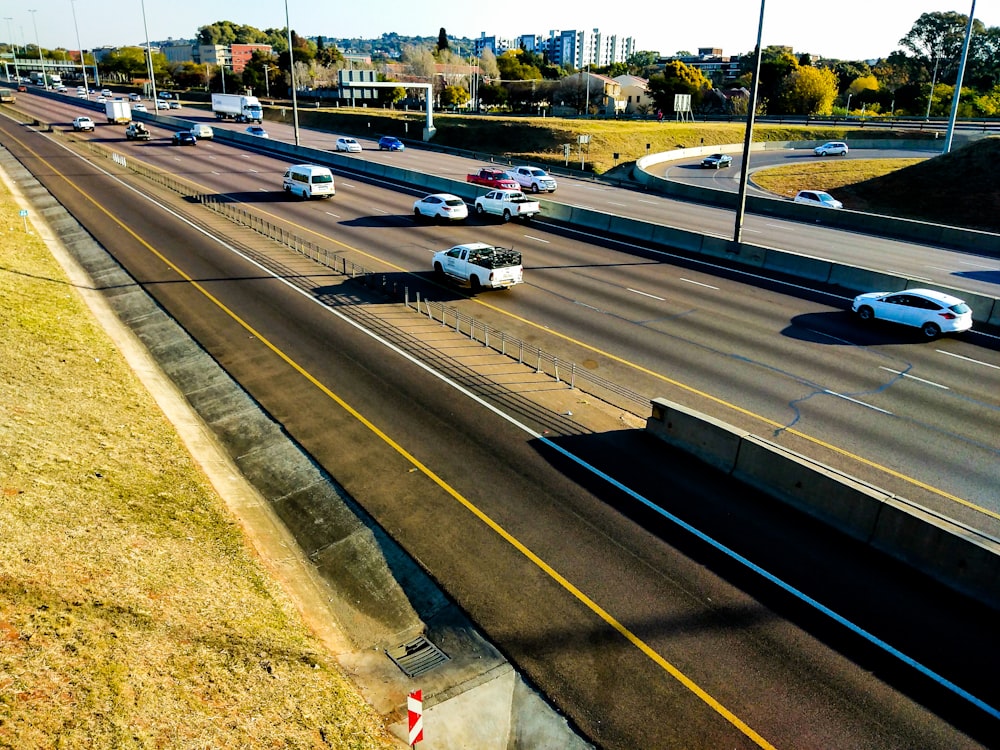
[408,689,424,747]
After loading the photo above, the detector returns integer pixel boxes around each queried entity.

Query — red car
[467,168,519,190]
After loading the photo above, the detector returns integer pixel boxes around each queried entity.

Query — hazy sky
[4,1,993,62]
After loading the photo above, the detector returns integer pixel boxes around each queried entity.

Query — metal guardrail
[73,134,651,416]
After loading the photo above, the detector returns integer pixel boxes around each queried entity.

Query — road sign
[407,690,423,746]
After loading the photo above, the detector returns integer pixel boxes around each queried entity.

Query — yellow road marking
[9,127,778,747]
[149,148,991,523]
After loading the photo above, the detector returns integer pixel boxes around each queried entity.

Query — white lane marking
[628,288,665,301]
[374,208,389,214]
[211,171,221,175]
[879,366,949,389]
[638,199,660,205]
[886,270,932,281]
[608,201,628,207]
[957,259,995,268]
[258,188,268,192]
[937,350,1000,370]
[765,223,795,230]
[324,211,341,218]
[248,168,259,173]
[45,133,1000,723]
[523,235,550,243]
[679,278,719,290]
[741,228,761,233]
[824,390,894,415]
[926,265,955,272]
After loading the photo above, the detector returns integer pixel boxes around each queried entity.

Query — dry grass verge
[751,158,927,199]
[0,181,395,747]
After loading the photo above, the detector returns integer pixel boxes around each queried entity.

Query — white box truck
[105,99,132,124]
[210,93,263,123]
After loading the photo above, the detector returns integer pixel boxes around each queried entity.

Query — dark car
[172,131,197,146]
[701,153,733,169]
[378,136,405,152]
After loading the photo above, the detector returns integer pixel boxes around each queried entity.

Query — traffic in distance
[49,87,983,338]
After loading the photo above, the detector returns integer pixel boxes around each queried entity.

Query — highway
[2,96,999,748]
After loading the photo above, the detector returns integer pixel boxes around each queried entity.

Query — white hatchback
[335,137,362,153]
[794,190,843,209]
[852,288,973,338]
[814,141,849,156]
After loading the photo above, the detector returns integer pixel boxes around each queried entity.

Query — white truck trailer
[210,93,263,123]
[105,100,132,124]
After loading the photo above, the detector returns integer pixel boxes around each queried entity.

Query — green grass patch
[0,184,395,747]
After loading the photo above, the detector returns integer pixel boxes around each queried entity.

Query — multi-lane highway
[2,93,999,749]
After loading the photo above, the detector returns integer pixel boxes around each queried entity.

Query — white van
[189,124,214,140]
[282,164,335,200]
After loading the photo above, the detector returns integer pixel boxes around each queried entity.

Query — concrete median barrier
[869,498,1000,609]
[763,248,835,283]
[644,398,1000,610]
[645,398,746,474]
[731,435,885,541]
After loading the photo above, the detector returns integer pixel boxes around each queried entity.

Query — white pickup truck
[432,243,523,291]
[474,190,541,222]
[507,165,558,193]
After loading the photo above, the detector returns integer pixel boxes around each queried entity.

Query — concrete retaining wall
[646,397,1000,610]
[635,139,1000,257]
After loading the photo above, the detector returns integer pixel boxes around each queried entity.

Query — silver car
[814,141,848,156]
[794,190,843,209]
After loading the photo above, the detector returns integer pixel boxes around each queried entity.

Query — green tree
[480,82,508,108]
[968,25,1000,90]
[376,76,406,108]
[832,60,872,93]
[847,74,879,97]
[754,48,799,107]
[437,27,449,54]
[777,65,838,114]
[198,21,269,46]
[440,84,470,107]
[898,11,984,84]
[100,47,148,81]
[626,50,658,72]
[169,61,208,90]
[496,50,542,81]
[646,60,712,113]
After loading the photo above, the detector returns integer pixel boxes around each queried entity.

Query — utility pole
[4,18,20,80]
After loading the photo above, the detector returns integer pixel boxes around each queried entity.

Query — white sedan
[413,193,468,222]
[794,190,843,209]
[852,288,973,338]
[335,137,362,153]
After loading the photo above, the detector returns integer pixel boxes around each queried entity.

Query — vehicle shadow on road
[783,311,931,345]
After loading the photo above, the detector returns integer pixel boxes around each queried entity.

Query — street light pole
[945,0,976,153]
[28,9,44,86]
[140,0,158,104]
[284,0,300,146]
[69,0,88,97]
[733,0,766,245]
[4,17,20,80]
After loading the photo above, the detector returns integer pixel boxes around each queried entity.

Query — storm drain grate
[386,635,450,677]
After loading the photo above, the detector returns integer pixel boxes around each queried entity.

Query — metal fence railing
[74,133,650,416]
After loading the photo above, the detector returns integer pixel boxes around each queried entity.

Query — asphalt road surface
[2,105,999,749]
